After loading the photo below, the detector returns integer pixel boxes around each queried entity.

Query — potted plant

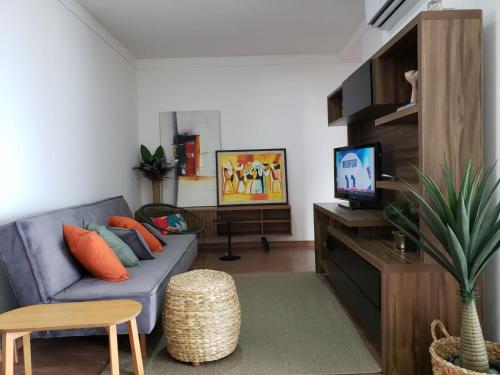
[134,145,177,203]
[383,201,419,251]
[386,160,500,373]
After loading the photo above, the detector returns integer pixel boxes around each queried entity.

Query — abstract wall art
[160,111,221,206]
[216,149,288,206]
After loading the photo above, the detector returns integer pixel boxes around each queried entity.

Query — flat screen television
[334,143,381,208]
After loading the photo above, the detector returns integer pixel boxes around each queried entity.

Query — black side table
[213,218,242,261]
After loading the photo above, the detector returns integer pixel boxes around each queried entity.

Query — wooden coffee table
[0,300,143,375]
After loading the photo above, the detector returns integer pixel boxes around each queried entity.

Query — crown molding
[137,53,342,70]
[57,0,137,67]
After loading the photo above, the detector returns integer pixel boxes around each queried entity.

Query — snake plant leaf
[140,145,152,163]
[391,159,499,298]
[466,167,482,213]
[154,145,165,160]
[470,202,500,260]
[470,232,500,285]
[405,185,450,249]
[134,145,177,181]
[468,179,500,258]
[470,227,500,284]
[416,168,456,227]
[442,161,458,213]
[444,225,468,288]
[456,196,471,258]
[470,163,495,225]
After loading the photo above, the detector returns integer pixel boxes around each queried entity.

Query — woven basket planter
[163,269,241,366]
[430,320,500,374]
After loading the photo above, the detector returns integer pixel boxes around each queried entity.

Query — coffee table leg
[2,332,15,375]
[128,319,144,375]
[108,325,119,375]
[22,333,32,375]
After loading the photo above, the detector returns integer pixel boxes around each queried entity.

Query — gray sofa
[0,196,197,340]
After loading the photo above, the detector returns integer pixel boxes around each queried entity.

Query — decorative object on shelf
[215,149,288,206]
[387,160,500,373]
[160,110,221,207]
[405,70,419,104]
[383,201,419,251]
[134,145,177,204]
[427,0,443,11]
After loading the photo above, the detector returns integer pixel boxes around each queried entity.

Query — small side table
[213,217,243,261]
[0,300,143,375]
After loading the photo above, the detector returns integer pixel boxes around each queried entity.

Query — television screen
[334,143,380,202]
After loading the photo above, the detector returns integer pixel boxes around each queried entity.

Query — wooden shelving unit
[327,87,343,126]
[374,104,418,126]
[187,205,292,238]
[320,10,483,375]
[315,202,390,227]
[326,225,421,269]
[375,180,418,192]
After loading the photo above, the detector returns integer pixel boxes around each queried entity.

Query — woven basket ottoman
[163,269,241,367]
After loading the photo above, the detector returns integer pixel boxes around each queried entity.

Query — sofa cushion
[63,225,129,282]
[53,234,197,333]
[108,227,155,260]
[13,196,132,301]
[0,222,43,307]
[85,223,139,267]
[109,216,163,252]
[143,223,167,246]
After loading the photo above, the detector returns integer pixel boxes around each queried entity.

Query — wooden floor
[10,243,315,375]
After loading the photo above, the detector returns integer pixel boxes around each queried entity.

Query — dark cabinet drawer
[342,60,373,117]
[327,235,381,308]
[327,260,381,345]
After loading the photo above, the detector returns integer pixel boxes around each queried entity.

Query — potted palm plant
[384,160,500,373]
[134,145,177,203]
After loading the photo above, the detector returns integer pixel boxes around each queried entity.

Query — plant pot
[152,180,162,204]
[430,320,500,374]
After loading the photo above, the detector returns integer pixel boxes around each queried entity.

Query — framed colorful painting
[216,149,288,206]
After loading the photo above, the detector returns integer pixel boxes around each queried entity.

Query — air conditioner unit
[365,0,420,29]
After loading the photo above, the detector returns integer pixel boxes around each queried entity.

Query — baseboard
[199,240,313,250]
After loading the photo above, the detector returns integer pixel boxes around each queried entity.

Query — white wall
[137,55,358,241]
[346,0,500,342]
[0,0,141,311]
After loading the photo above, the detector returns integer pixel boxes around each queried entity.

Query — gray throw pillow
[143,223,168,246]
[108,227,155,260]
[84,222,140,267]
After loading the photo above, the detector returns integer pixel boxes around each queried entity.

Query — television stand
[338,201,379,210]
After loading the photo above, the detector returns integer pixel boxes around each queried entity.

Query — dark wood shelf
[326,225,421,269]
[314,203,390,228]
[374,104,418,127]
[327,87,343,125]
[328,117,346,127]
[375,180,419,192]
[216,219,290,224]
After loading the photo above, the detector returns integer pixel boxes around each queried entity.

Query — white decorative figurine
[405,70,418,104]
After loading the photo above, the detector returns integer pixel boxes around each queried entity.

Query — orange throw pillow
[63,225,129,282]
[108,216,163,252]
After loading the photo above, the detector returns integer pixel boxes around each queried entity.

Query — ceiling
[76,0,365,59]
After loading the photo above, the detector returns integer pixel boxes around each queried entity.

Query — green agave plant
[384,160,500,373]
[133,145,177,181]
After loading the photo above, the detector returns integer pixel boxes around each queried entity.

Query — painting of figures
[160,111,221,206]
[216,149,288,206]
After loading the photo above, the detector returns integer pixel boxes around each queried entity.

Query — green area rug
[103,272,381,375]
